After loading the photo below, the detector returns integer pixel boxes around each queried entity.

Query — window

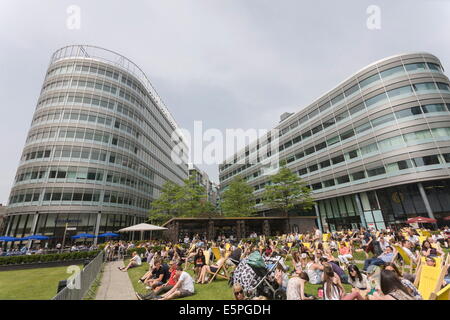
[395,106,422,119]
[298,168,307,176]
[323,179,335,187]
[319,101,331,113]
[347,150,359,159]
[422,104,447,113]
[413,82,436,91]
[365,93,387,108]
[360,143,378,155]
[312,125,323,134]
[335,110,349,122]
[443,153,450,163]
[413,155,440,167]
[327,135,340,146]
[322,117,335,129]
[295,152,304,160]
[312,183,322,190]
[332,154,345,165]
[302,130,312,139]
[331,93,344,105]
[380,66,404,79]
[367,166,386,177]
[371,113,395,127]
[315,141,326,151]
[308,164,318,172]
[405,63,426,72]
[336,175,350,184]
[309,109,319,119]
[355,122,372,134]
[351,171,366,181]
[305,146,315,155]
[349,103,365,115]
[320,159,331,168]
[340,129,355,140]
[359,73,380,88]
[427,63,441,71]
[387,85,413,99]
[404,130,432,142]
[344,84,359,98]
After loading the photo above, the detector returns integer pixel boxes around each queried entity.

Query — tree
[148,181,183,224]
[177,176,210,217]
[262,165,315,229]
[221,175,256,217]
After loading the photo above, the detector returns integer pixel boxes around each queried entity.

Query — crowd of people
[104,225,450,301]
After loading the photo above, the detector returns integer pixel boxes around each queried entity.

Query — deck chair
[211,247,221,261]
[225,243,231,252]
[204,249,211,266]
[322,233,331,243]
[303,242,311,249]
[184,244,197,270]
[436,284,450,300]
[208,253,230,283]
[393,245,417,273]
[414,263,448,300]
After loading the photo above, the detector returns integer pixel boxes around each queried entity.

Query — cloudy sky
[0,0,449,204]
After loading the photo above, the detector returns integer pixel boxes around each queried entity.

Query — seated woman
[118,251,142,272]
[286,266,314,300]
[347,264,370,291]
[322,265,365,300]
[369,269,415,300]
[382,263,422,300]
[302,254,324,285]
[421,240,440,257]
[193,249,206,282]
[197,256,227,284]
[233,283,246,300]
[337,242,353,266]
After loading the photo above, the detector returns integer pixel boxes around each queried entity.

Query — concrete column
[417,182,436,220]
[314,204,323,232]
[93,212,102,245]
[131,215,136,241]
[27,212,40,249]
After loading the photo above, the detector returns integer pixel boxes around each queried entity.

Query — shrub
[0,250,101,266]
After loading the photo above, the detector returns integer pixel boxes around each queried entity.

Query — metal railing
[52,251,104,300]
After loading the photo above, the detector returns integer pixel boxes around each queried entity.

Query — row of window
[237,127,450,186]
[306,153,450,191]
[15,166,154,194]
[9,187,151,210]
[277,62,444,138]
[32,109,139,138]
[20,145,154,180]
[219,68,447,173]
[42,78,118,96]
[220,98,450,182]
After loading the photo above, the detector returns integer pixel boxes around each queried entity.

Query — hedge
[0,250,100,266]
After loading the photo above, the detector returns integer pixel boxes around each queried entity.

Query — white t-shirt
[132,255,142,266]
[178,271,195,293]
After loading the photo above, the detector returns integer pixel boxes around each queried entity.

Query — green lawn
[0,265,82,300]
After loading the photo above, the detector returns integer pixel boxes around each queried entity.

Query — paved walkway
[96,260,137,300]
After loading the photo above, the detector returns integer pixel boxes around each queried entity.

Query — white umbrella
[118,223,167,240]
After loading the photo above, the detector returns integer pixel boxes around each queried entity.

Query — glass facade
[2,45,188,243]
[219,52,450,230]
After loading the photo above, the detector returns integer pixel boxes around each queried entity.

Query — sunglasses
[234,290,243,295]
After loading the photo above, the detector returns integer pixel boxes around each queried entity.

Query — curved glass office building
[219,52,450,231]
[3,45,188,242]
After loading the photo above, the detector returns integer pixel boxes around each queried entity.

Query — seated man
[143,259,171,289]
[159,265,195,300]
[136,261,179,300]
[363,246,395,272]
[401,240,419,265]
[119,251,142,272]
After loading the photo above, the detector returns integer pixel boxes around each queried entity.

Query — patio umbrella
[406,216,437,224]
[21,235,50,240]
[71,233,96,239]
[97,232,119,238]
[0,236,18,242]
[118,223,167,240]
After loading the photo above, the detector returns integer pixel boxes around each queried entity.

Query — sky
[0,0,450,204]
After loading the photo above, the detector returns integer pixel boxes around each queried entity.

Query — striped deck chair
[208,252,231,283]
[393,245,417,273]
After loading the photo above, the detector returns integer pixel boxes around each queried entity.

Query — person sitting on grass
[286,265,314,300]
[197,256,227,284]
[159,265,195,300]
[347,264,370,291]
[118,251,141,272]
[337,242,353,266]
[362,246,395,272]
[142,258,170,289]
[136,260,180,300]
[383,262,422,300]
[302,253,324,285]
[368,269,415,300]
[322,265,365,300]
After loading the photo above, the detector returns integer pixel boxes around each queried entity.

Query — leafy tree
[221,175,256,217]
[148,181,183,224]
[262,165,315,226]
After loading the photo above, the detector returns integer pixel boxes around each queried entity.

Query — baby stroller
[232,251,286,300]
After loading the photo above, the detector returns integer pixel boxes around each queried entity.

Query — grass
[0,265,82,300]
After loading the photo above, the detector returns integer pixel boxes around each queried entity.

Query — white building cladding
[3,45,189,242]
[219,53,450,232]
